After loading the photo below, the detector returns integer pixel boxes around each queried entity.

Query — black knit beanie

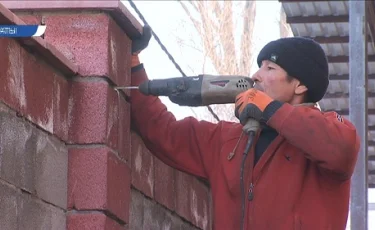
[257,37,329,103]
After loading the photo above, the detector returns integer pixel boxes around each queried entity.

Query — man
[129,26,360,230]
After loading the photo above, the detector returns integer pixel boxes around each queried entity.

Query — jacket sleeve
[265,102,360,180]
[129,64,224,180]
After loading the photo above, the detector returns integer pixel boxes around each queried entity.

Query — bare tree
[178,1,257,122]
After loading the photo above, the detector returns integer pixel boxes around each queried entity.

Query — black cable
[127,0,186,76]
[127,0,220,122]
[240,131,255,230]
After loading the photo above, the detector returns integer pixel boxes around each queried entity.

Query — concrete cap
[0,0,143,39]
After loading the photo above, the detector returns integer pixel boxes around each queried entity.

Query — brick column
[2,1,142,229]
[3,1,213,229]
[0,3,77,229]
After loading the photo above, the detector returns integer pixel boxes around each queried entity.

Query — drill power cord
[240,131,255,230]
[127,0,220,122]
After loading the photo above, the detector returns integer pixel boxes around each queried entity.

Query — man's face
[251,60,304,104]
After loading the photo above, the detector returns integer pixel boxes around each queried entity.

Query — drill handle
[242,118,260,134]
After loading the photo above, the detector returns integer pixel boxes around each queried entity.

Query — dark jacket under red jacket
[130,64,360,230]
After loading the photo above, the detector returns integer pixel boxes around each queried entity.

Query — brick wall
[0,1,212,230]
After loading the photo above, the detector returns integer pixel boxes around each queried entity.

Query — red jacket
[130,65,360,230]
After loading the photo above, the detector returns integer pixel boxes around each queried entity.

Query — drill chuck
[138,78,190,96]
[138,77,203,106]
[138,80,150,95]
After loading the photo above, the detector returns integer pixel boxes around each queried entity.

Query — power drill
[117,74,260,134]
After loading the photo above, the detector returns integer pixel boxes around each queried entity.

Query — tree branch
[218,1,238,74]
[239,1,256,75]
[196,1,223,73]
[179,1,202,35]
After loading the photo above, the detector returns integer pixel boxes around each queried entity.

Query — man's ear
[294,80,308,95]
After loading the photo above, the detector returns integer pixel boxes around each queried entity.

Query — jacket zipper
[248,183,254,201]
[246,171,255,229]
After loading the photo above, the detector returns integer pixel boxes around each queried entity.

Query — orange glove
[235,88,273,124]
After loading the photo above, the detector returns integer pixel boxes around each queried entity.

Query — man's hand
[235,89,273,125]
[132,24,152,55]
[131,25,152,68]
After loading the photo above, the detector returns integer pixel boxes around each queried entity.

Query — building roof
[280,0,375,187]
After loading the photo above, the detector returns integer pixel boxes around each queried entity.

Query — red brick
[68,147,131,223]
[107,152,131,223]
[0,37,71,139]
[154,157,176,211]
[40,13,131,86]
[175,170,193,221]
[53,75,70,141]
[131,132,154,198]
[118,96,131,162]
[107,84,120,151]
[22,46,55,133]
[67,213,125,230]
[68,80,119,149]
[107,16,132,87]
[0,38,26,113]
[68,81,106,143]
[44,14,109,76]
[190,178,210,230]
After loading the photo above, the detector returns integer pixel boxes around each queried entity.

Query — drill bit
[114,86,139,90]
